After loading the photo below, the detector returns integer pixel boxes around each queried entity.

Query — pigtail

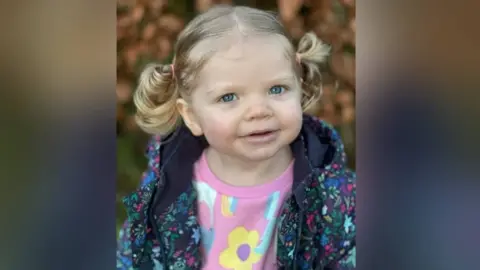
[296,32,331,112]
[133,63,181,136]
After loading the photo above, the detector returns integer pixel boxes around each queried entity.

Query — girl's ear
[176,98,203,136]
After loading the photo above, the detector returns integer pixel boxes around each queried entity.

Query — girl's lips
[249,131,273,136]
[243,130,279,144]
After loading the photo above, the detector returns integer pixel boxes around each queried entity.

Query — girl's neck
[204,146,293,187]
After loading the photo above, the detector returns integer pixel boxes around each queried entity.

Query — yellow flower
[219,227,262,270]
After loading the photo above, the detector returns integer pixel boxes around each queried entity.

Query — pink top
[193,152,294,270]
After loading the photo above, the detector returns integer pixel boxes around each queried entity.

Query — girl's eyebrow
[205,82,237,96]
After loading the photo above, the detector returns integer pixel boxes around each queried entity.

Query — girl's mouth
[243,130,279,143]
[249,130,274,136]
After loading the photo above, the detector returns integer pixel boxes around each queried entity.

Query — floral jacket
[117,115,356,270]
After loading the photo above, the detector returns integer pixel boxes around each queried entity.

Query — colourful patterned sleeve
[321,168,356,270]
[116,136,162,270]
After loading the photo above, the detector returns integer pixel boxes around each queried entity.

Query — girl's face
[178,36,303,162]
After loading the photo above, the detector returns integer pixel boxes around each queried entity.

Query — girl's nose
[244,101,273,121]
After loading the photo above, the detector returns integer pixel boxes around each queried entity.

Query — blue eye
[219,93,237,103]
[269,85,286,95]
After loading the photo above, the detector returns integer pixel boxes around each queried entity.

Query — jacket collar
[156,114,338,210]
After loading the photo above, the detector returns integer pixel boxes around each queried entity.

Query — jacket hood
[154,114,350,210]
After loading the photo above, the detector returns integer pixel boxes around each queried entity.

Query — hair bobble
[296,53,301,64]
[170,64,175,78]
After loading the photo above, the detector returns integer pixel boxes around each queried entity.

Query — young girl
[117,5,356,270]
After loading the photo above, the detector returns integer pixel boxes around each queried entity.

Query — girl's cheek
[280,100,302,116]
[202,117,232,136]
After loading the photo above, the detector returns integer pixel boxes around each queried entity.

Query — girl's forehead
[188,34,292,65]
[195,39,296,90]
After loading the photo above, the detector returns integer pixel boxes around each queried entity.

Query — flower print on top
[194,181,218,255]
[219,226,262,270]
[194,152,294,270]
[221,195,238,217]
[194,181,217,225]
[254,191,281,256]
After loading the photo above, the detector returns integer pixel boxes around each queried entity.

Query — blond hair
[134,5,330,136]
